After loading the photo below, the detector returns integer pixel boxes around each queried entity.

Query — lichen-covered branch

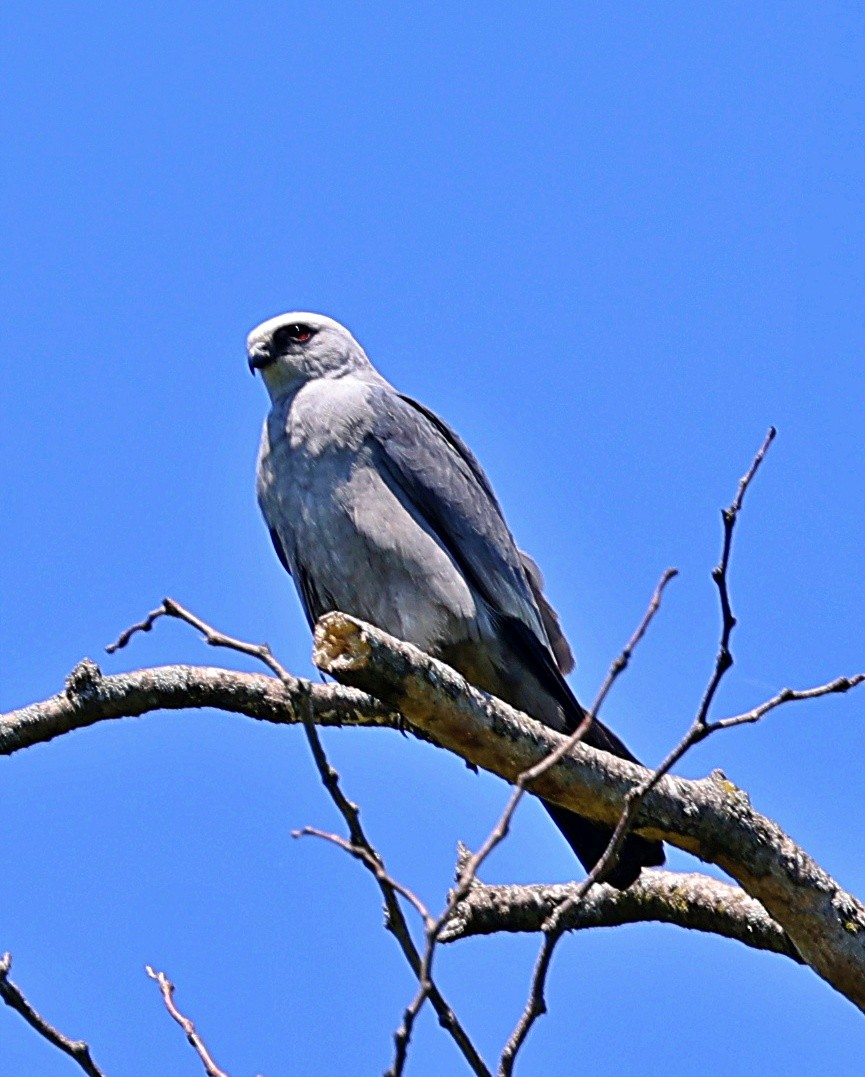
[441,868,803,963]
[3,617,864,1016]
[312,611,865,1013]
[0,659,399,755]
[103,599,488,1077]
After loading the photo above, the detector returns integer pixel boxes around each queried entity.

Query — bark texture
[2,616,863,1014]
[313,612,865,1013]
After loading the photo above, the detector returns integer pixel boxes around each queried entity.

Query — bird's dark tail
[542,800,665,890]
[483,614,666,888]
[545,713,666,889]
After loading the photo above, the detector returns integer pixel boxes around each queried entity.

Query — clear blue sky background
[3,4,865,1074]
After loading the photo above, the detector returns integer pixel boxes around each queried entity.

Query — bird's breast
[258,380,480,654]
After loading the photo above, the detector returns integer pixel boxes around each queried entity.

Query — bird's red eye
[273,323,315,350]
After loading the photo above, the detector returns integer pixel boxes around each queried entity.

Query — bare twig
[459,567,680,924]
[712,675,865,730]
[499,934,557,1075]
[498,569,679,1073]
[296,713,490,1076]
[108,598,295,682]
[695,425,776,726]
[386,567,682,1075]
[500,428,778,1072]
[563,427,779,900]
[145,966,229,1077]
[117,600,489,1077]
[0,952,105,1077]
[292,826,433,924]
[589,567,680,718]
[105,604,169,652]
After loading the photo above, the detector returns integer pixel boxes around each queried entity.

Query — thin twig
[500,428,777,1074]
[292,826,433,924]
[712,675,865,730]
[459,566,680,916]
[108,598,295,682]
[497,569,679,1073]
[589,567,680,718]
[500,933,557,1076]
[299,713,489,1076]
[561,428,778,898]
[0,952,105,1077]
[105,604,168,653]
[380,568,681,1077]
[117,600,489,1077]
[695,426,776,727]
[145,966,229,1077]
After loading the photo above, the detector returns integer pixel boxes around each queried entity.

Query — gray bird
[249,312,664,888]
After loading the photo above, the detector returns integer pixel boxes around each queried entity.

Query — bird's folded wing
[369,389,549,643]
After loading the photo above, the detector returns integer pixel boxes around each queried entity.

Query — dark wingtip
[543,801,665,890]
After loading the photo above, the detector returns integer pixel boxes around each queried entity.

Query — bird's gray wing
[369,390,597,734]
[518,550,575,675]
[371,391,546,636]
[373,391,663,884]
[267,521,336,632]
[267,525,292,575]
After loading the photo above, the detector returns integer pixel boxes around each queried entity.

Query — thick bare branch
[0,660,399,755]
[0,953,105,1077]
[313,611,865,1012]
[4,612,864,1018]
[441,869,803,962]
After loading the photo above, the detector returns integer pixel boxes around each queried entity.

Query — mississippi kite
[249,312,664,888]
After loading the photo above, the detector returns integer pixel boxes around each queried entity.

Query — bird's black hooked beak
[247,341,274,375]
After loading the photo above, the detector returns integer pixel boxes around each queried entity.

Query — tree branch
[0,953,105,1077]
[3,614,864,1018]
[0,659,399,755]
[441,868,803,963]
[106,599,489,1076]
[145,966,229,1077]
[312,611,865,1012]
[292,718,490,1077]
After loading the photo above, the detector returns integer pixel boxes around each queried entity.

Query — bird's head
[246,312,372,400]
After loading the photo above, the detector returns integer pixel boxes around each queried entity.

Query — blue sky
[3,3,865,1073]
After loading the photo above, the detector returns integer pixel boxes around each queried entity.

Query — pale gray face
[247,311,370,399]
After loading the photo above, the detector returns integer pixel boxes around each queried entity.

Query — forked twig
[111,597,489,1077]
[108,598,295,683]
[295,715,489,1076]
[387,567,680,1075]
[695,425,776,726]
[500,427,779,1073]
[497,567,680,1072]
